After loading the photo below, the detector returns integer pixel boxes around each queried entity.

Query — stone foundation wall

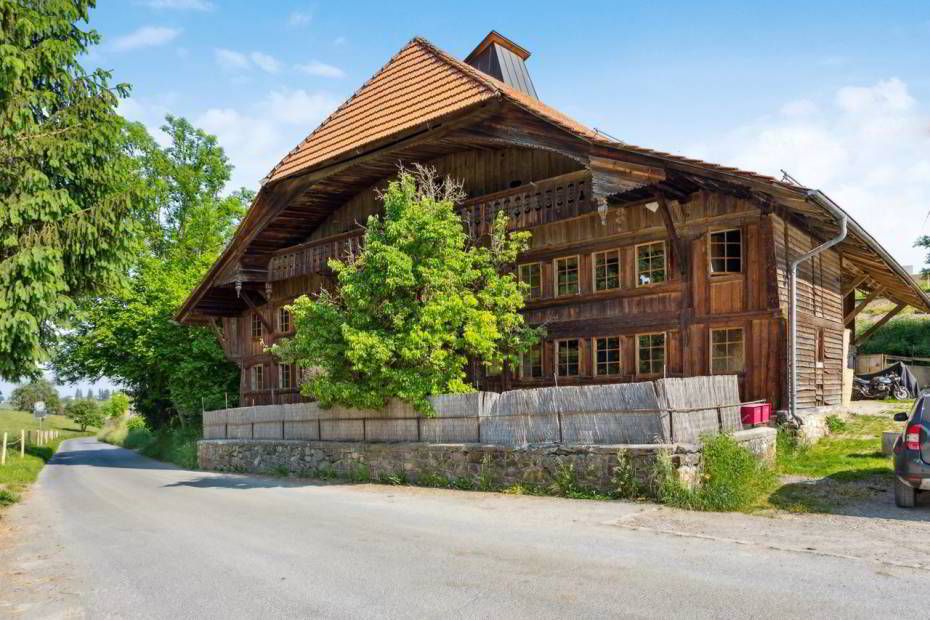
[197,428,775,495]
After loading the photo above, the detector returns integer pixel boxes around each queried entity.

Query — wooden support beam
[240,290,274,334]
[854,303,905,347]
[654,191,687,277]
[841,273,870,298]
[844,287,884,325]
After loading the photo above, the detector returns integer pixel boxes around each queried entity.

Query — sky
[8,0,930,396]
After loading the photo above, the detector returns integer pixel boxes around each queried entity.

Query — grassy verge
[98,416,200,469]
[765,410,904,512]
[0,410,96,509]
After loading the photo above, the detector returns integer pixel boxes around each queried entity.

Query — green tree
[275,166,539,414]
[65,398,103,431]
[0,1,146,380]
[103,392,130,418]
[54,116,248,427]
[10,378,61,414]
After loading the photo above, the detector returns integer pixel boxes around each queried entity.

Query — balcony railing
[267,170,593,283]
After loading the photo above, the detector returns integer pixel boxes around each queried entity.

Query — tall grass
[658,434,776,512]
[857,316,930,357]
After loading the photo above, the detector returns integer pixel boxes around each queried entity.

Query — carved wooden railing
[459,170,592,236]
[267,171,593,283]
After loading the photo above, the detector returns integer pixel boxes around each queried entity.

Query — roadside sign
[33,401,47,418]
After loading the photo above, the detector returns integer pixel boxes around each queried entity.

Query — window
[637,333,666,375]
[556,339,580,377]
[518,263,543,299]
[593,250,621,291]
[277,307,291,333]
[520,344,544,379]
[594,337,621,376]
[251,313,262,339]
[710,328,745,374]
[710,229,742,274]
[816,328,825,368]
[279,363,292,389]
[250,365,264,391]
[555,256,579,296]
[636,242,667,286]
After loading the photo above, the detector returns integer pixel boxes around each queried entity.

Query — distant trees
[275,166,539,414]
[65,399,104,432]
[10,379,62,415]
[103,392,130,418]
[0,1,148,380]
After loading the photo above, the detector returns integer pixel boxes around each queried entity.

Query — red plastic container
[740,403,771,426]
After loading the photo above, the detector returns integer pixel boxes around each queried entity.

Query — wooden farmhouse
[177,31,930,412]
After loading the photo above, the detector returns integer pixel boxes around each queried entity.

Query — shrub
[65,399,104,431]
[825,415,847,433]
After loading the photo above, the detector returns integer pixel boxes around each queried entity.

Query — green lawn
[765,408,906,512]
[0,409,97,511]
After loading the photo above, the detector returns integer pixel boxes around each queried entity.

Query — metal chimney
[465,31,538,99]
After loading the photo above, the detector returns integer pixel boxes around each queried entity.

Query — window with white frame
[636,241,667,286]
[710,229,742,274]
[636,333,666,375]
[251,313,263,339]
[520,344,544,379]
[555,256,579,296]
[710,327,744,374]
[250,365,264,391]
[594,336,622,376]
[518,263,543,299]
[278,306,291,333]
[556,339,580,377]
[593,249,621,291]
[278,363,292,389]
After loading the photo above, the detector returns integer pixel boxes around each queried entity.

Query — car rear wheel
[895,478,917,508]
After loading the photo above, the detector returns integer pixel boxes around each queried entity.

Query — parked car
[892,395,930,507]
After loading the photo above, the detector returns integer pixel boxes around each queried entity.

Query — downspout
[788,190,848,421]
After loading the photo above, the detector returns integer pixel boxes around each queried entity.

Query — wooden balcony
[267,170,593,283]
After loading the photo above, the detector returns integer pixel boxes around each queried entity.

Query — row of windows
[251,307,291,339]
[519,327,746,379]
[517,229,743,300]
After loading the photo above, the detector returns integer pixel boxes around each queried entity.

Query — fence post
[557,411,564,444]
[20,430,25,457]
[416,416,421,442]
[1,432,7,465]
[716,406,723,433]
[318,418,322,441]
[362,418,367,442]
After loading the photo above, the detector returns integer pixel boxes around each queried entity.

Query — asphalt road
[2,437,928,619]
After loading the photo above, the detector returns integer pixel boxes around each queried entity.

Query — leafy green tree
[65,398,103,431]
[103,392,130,418]
[10,378,61,414]
[0,1,146,380]
[275,166,539,414]
[54,116,248,427]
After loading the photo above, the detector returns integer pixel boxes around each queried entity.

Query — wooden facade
[179,32,930,411]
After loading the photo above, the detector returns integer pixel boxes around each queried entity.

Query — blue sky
[8,1,930,396]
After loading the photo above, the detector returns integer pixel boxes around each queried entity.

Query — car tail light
[906,425,922,450]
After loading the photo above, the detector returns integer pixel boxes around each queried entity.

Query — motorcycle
[852,372,910,401]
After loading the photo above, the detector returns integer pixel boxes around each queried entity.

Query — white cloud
[140,0,213,10]
[215,49,281,74]
[691,78,930,268]
[195,90,339,189]
[288,11,311,26]
[333,36,347,46]
[113,26,180,51]
[296,60,345,79]
[249,52,281,74]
